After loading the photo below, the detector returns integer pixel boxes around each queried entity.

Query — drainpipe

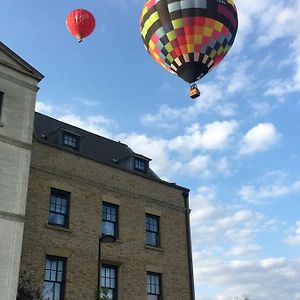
[183,190,195,300]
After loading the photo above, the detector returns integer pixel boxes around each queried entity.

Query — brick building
[0,42,194,300]
[20,113,195,300]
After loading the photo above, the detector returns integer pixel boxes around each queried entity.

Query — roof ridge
[35,111,129,148]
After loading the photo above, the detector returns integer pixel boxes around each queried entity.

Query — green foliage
[17,272,41,300]
[96,287,110,300]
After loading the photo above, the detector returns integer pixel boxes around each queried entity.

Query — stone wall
[0,45,42,300]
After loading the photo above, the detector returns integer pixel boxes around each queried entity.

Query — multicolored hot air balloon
[66,9,96,43]
[140,0,238,98]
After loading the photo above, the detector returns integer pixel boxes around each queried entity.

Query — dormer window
[63,131,79,150]
[134,158,147,172]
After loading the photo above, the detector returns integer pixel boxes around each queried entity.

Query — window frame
[100,264,118,300]
[43,255,66,300]
[145,214,160,248]
[102,202,119,239]
[147,271,162,300]
[48,188,70,228]
[62,131,79,151]
[134,158,147,172]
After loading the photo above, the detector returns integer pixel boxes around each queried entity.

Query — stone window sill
[100,237,122,245]
[144,245,164,252]
[45,223,72,233]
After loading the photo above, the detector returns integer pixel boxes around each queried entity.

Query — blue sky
[2,0,300,299]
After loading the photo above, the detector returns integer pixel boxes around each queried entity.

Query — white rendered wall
[0,52,40,300]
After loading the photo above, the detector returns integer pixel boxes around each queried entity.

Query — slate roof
[33,112,163,181]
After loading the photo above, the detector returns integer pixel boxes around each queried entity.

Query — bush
[17,272,41,300]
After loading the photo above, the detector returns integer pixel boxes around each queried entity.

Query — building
[0,42,43,300]
[0,42,195,300]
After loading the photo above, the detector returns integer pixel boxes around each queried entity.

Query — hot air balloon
[140,0,238,99]
[66,9,96,42]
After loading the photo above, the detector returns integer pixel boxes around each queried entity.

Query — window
[100,264,118,300]
[102,202,118,238]
[63,132,79,150]
[43,256,66,300]
[134,158,147,172]
[147,272,162,300]
[0,91,4,118]
[48,188,70,227]
[146,214,160,247]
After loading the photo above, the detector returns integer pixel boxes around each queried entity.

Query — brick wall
[20,139,193,300]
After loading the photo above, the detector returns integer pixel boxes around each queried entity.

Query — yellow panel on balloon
[149,40,155,50]
[214,21,223,32]
[172,19,184,29]
[204,27,213,37]
[165,43,173,52]
[195,35,202,44]
[167,31,177,41]
[187,43,195,53]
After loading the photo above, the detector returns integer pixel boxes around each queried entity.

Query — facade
[0,42,43,300]
[0,42,194,300]
[20,113,195,300]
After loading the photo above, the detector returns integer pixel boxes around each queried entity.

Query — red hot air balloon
[66,9,96,42]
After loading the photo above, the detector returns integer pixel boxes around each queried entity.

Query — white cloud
[250,101,273,117]
[224,0,300,104]
[190,186,279,255]
[200,121,239,150]
[117,130,233,180]
[190,186,217,222]
[227,244,261,256]
[286,221,300,246]
[186,155,211,176]
[82,99,99,107]
[35,101,54,115]
[215,102,237,118]
[115,132,179,181]
[244,0,300,97]
[140,82,239,129]
[140,104,182,129]
[264,79,298,99]
[193,252,300,300]
[58,114,115,138]
[168,121,239,153]
[35,101,117,138]
[238,180,300,203]
[117,119,239,179]
[71,97,99,107]
[239,123,280,155]
[217,210,253,228]
[190,184,285,299]
[233,0,272,47]
[218,59,253,95]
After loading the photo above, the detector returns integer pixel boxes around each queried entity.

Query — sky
[1,0,300,299]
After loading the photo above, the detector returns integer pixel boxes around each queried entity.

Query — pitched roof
[33,112,162,180]
[0,42,44,81]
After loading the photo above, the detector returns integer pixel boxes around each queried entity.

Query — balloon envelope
[66,9,96,42]
[140,0,238,83]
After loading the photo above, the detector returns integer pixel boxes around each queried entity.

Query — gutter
[183,191,195,300]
